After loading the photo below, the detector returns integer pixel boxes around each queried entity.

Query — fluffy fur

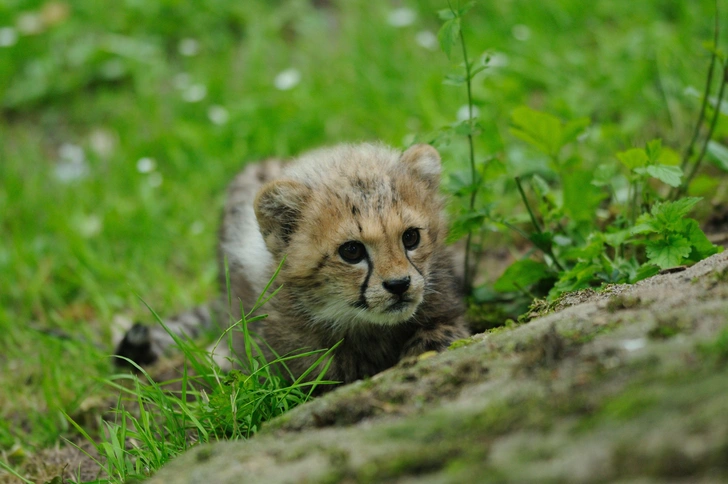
[116,143,468,385]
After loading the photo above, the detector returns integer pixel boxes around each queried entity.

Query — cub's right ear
[400,144,442,190]
[254,180,311,247]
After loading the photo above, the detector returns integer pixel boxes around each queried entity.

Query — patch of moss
[648,315,690,340]
[449,337,476,350]
[698,326,728,364]
[606,295,641,313]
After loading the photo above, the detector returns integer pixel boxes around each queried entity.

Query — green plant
[431,3,722,308]
[66,263,340,482]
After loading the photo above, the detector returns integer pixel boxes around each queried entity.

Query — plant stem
[683,64,728,190]
[514,176,566,272]
[458,10,478,294]
[673,0,720,199]
[515,176,542,233]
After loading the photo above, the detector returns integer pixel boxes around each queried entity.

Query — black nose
[383,277,411,296]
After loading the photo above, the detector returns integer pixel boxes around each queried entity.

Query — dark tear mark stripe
[405,251,423,278]
[356,254,373,309]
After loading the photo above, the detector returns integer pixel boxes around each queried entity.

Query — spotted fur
[115,143,468,386]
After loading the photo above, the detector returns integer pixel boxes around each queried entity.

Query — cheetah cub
[116,143,468,385]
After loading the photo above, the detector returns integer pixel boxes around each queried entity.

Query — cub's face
[255,144,446,329]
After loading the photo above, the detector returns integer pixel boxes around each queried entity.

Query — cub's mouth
[385,298,415,313]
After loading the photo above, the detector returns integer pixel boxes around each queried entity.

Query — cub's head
[254,143,447,329]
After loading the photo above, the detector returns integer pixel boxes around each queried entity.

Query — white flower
[77,215,102,238]
[182,83,207,102]
[0,27,18,47]
[415,30,437,50]
[207,105,229,125]
[274,68,301,91]
[136,157,156,173]
[178,38,200,57]
[54,143,89,182]
[89,128,117,158]
[16,12,43,34]
[388,8,416,27]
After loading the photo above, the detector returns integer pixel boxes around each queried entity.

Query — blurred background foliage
[0,0,724,455]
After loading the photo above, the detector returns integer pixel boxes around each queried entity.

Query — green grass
[0,0,724,482]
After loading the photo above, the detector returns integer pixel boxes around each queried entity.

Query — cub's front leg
[400,320,469,358]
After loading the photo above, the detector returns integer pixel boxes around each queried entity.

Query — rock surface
[149,252,728,483]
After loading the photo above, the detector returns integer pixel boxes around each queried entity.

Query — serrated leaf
[438,17,461,59]
[510,106,563,157]
[644,164,683,187]
[645,139,662,162]
[616,148,648,170]
[494,259,553,292]
[645,235,691,269]
[650,197,702,231]
[707,141,728,171]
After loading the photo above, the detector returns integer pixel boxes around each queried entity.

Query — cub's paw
[114,323,158,368]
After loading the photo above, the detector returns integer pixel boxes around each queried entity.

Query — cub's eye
[338,241,366,264]
[402,228,420,250]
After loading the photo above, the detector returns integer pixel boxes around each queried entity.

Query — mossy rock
[149,252,728,483]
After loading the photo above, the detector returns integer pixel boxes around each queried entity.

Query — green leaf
[604,229,632,247]
[633,264,660,282]
[443,74,466,86]
[707,141,728,172]
[650,197,702,232]
[645,139,662,163]
[510,106,563,157]
[447,208,489,242]
[549,261,601,299]
[437,8,456,20]
[438,17,461,59]
[680,218,721,261]
[561,117,590,147]
[658,147,681,166]
[494,259,553,292]
[530,231,554,253]
[616,148,648,170]
[452,119,482,136]
[457,1,475,16]
[562,170,606,223]
[644,164,683,187]
[645,235,691,269]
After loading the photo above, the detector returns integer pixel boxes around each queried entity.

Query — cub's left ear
[400,144,441,189]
